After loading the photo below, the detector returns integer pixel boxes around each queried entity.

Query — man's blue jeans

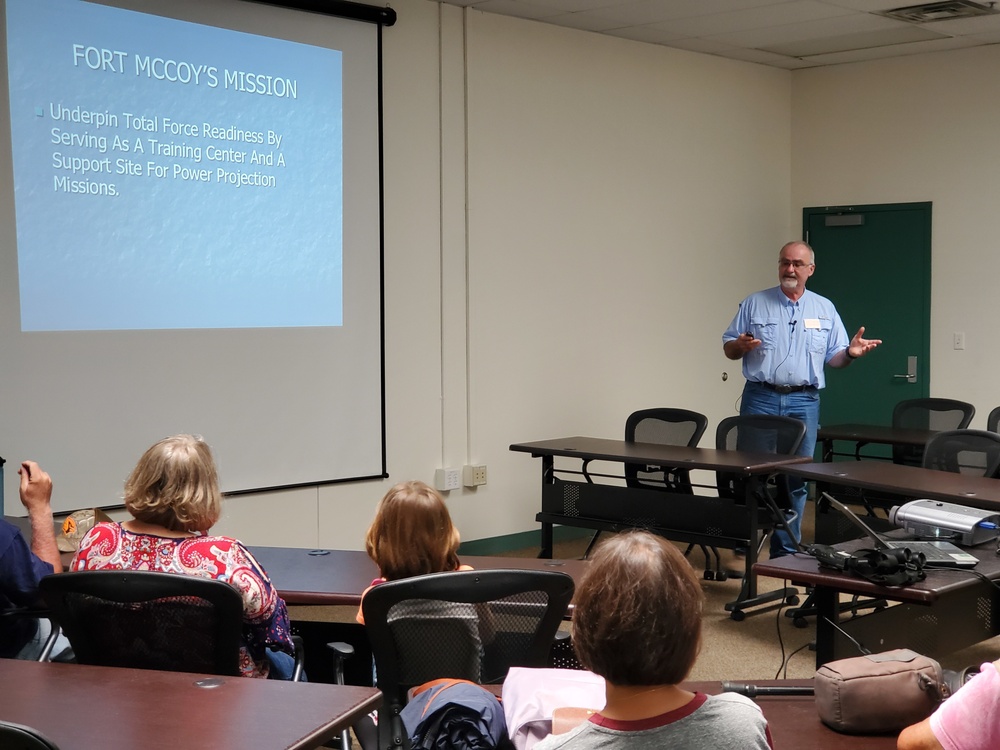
[740,381,819,558]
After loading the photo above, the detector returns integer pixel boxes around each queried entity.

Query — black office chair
[624,408,709,491]
[40,570,303,679]
[361,569,574,750]
[0,721,60,750]
[987,406,1000,435]
[715,414,805,506]
[579,408,709,560]
[922,429,1000,478]
[892,398,975,466]
[715,414,805,620]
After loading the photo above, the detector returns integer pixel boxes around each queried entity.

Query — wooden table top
[779,461,1000,511]
[0,659,381,750]
[754,539,1000,604]
[687,680,896,749]
[250,546,587,606]
[487,679,894,749]
[818,423,938,448]
[510,436,810,475]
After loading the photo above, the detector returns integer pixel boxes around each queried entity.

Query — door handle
[893,355,917,384]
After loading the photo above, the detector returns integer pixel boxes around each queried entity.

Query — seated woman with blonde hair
[71,434,296,679]
[535,530,772,749]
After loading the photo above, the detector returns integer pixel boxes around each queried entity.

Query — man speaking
[722,240,881,558]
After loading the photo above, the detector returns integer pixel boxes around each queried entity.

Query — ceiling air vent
[879,1,1000,23]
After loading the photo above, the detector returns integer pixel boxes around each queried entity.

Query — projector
[889,499,1000,547]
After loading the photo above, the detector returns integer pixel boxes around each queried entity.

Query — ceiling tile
[765,25,947,56]
[796,34,980,63]
[604,24,690,42]
[471,0,564,18]
[650,1,855,37]
[429,0,1000,69]
[703,10,905,47]
[515,0,644,14]
[921,14,1000,35]
[573,0,787,27]
[819,0,911,10]
[543,10,639,30]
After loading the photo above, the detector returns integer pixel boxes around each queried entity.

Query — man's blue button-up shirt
[722,286,849,389]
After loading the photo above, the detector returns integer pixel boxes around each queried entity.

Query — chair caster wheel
[785,595,800,606]
[730,609,746,622]
[703,571,715,581]
[715,571,729,581]
[793,617,809,629]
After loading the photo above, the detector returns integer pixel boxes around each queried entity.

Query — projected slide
[6,0,344,330]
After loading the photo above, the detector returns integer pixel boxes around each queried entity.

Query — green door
[804,203,931,458]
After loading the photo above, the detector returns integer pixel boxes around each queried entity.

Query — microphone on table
[721,682,815,697]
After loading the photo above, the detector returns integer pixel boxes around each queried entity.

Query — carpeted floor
[289,527,1000,687]
[505,532,818,681]
[496,528,1000,682]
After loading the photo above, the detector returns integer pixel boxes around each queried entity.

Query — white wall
[462,12,791,540]
[217,0,795,548]
[791,45,1000,428]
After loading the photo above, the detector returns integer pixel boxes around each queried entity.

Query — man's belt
[757,382,815,394]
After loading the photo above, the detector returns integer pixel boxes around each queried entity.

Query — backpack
[401,678,511,749]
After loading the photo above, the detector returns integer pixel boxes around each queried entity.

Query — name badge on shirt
[804,318,821,329]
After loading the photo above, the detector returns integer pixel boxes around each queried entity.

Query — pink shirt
[930,663,1000,750]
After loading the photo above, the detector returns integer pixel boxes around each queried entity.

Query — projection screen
[1,0,387,513]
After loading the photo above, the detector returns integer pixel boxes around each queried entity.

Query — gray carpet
[289,531,1000,685]
[507,530,1000,682]
[531,534,817,681]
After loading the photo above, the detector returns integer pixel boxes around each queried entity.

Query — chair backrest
[988,406,1000,435]
[362,569,574,748]
[891,398,976,466]
[0,721,61,750]
[922,429,1000,478]
[715,414,806,501]
[624,408,708,492]
[39,570,244,676]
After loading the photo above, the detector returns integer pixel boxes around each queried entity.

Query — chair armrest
[291,634,306,682]
[326,640,355,686]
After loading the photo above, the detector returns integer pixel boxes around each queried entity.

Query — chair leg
[37,619,62,662]
[327,641,356,750]
[291,634,306,682]
[582,531,602,559]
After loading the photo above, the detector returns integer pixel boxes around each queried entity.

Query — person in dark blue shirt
[0,460,62,658]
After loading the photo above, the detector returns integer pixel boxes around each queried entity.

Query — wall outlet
[463,464,487,487]
[434,467,462,492]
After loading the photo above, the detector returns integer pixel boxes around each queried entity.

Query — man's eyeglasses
[779,259,813,269]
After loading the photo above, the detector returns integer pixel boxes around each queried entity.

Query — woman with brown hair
[355,479,471,624]
[536,530,772,749]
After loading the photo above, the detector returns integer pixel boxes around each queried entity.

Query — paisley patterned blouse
[71,522,294,678]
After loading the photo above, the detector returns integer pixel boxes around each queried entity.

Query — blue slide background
[7,0,344,330]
